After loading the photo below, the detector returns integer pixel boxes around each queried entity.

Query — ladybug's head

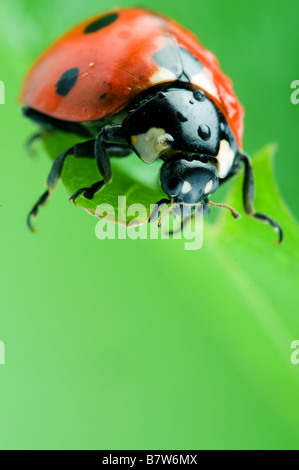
[123,85,238,204]
[160,156,219,204]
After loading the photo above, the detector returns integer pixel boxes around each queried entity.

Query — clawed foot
[69,181,105,205]
[27,190,50,232]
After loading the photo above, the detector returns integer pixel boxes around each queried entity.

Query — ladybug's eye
[131,128,174,164]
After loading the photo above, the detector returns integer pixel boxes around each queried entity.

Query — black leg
[149,199,210,231]
[239,151,283,244]
[27,139,95,231]
[23,106,93,157]
[105,144,131,158]
[167,204,194,235]
[27,190,51,232]
[23,107,92,137]
[24,132,124,158]
[148,199,171,223]
[69,125,127,203]
[203,201,211,215]
[25,132,44,156]
[149,200,211,234]
[28,125,129,231]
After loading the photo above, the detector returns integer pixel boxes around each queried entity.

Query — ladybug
[21,7,283,242]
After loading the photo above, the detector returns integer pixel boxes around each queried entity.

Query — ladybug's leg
[27,139,95,231]
[148,199,171,223]
[70,125,127,203]
[166,205,195,236]
[106,144,131,158]
[25,132,44,157]
[239,152,283,244]
[23,107,93,155]
[23,107,92,138]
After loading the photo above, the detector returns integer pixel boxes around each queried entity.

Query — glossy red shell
[20,8,244,147]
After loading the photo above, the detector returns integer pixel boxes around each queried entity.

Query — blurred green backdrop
[0,0,299,450]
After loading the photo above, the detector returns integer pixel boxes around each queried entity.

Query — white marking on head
[181,181,192,194]
[132,128,170,163]
[204,179,214,195]
[217,140,235,178]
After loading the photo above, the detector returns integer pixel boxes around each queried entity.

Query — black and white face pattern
[161,157,219,204]
[124,87,238,193]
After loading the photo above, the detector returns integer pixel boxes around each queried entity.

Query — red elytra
[20,7,244,148]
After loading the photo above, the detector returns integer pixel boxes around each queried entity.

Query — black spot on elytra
[56,68,79,96]
[84,13,119,34]
[100,93,107,100]
[153,45,203,83]
[197,124,211,141]
[177,111,188,123]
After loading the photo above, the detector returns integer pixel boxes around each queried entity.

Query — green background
[0,0,299,450]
